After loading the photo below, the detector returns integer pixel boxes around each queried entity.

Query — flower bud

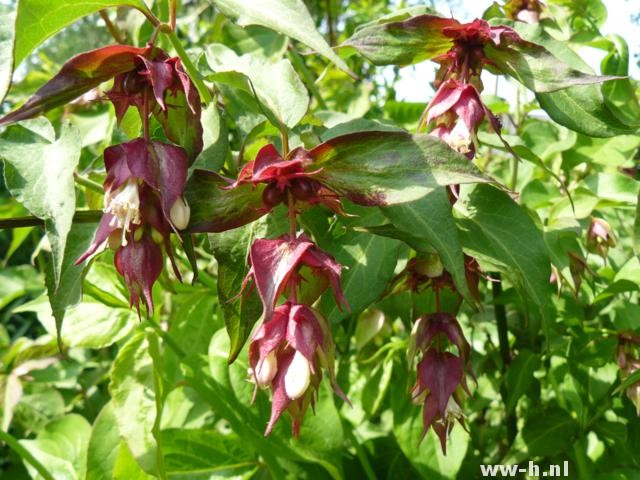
[170,197,191,230]
[256,350,278,387]
[414,254,444,279]
[284,351,311,400]
[354,309,385,351]
[587,217,615,257]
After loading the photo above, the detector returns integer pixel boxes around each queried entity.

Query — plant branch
[99,10,125,44]
[74,173,103,194]
[0,429,55,480]
[0,210,103,230]
[491,273,517,445]
[165,30,212,104]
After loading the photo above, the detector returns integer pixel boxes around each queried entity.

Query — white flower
[284,351,311,400]
[104,179,142,246]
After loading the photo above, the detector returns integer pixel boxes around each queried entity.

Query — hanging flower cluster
[233,146,349,436]
[409,313,472,453]
[76,47,200,315]
[617,333,640,416]
[420,19,522,157]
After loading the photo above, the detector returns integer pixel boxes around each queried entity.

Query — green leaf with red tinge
[310,131,492,206]
[185,170,266,233]
[0,45,151,127]
[341,14,452,66]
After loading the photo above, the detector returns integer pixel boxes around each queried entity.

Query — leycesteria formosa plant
[0,0,635,473]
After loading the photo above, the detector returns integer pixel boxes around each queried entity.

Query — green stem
[0,210,102,230]
[287,48,328,110]
[345,426,377,480]
[166,31,212,104]
[0,429,55,480]
[74,173,103,194]
[145,317,186,359]
[147,331,168,480]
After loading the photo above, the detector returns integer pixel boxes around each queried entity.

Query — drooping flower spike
[249,302,348,436]
[76,139,190,314]
[409,313,472,453]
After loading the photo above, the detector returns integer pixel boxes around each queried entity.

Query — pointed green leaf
[310,131,492,206]
[109,333,157,474]
[205,44,309,128]
[456,185,551,314]
[210,0,354,76]
[13,0,152,67]
[208,223,266,363]
[0,120,81,292]
[19,414,91,480]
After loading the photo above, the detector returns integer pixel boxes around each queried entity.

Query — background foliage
[1,0,640,479]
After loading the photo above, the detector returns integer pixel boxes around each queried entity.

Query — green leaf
[209,222,267,363]
[86,403,121,480]
[503,22,637,136]
[161,428,258,476]
[1,45,150,126]
[521,408,578,457]
[210,0,353,76]
[318,218,404,324]
[44,223,96,349]
[485,19,617,93]
[192,103,229,172]
[601,35,640,126]
[505,349,541,413]
[20,414,92,480]
[205,44,309,129]
[13,0,151,67]
[0,4,16,103]
[16,293,138,349]
[536,85,637,137]
[169,291,219,357]
[382,188,474,305]
[311,131,492,206]
[455,185,551,317]
[109,332,157,475]
[0,120,81,290]
[185,170,266,233]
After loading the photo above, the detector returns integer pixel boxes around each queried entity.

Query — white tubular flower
[284,351,311,400]
[256,350,278,387]
[104,179,142,246]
